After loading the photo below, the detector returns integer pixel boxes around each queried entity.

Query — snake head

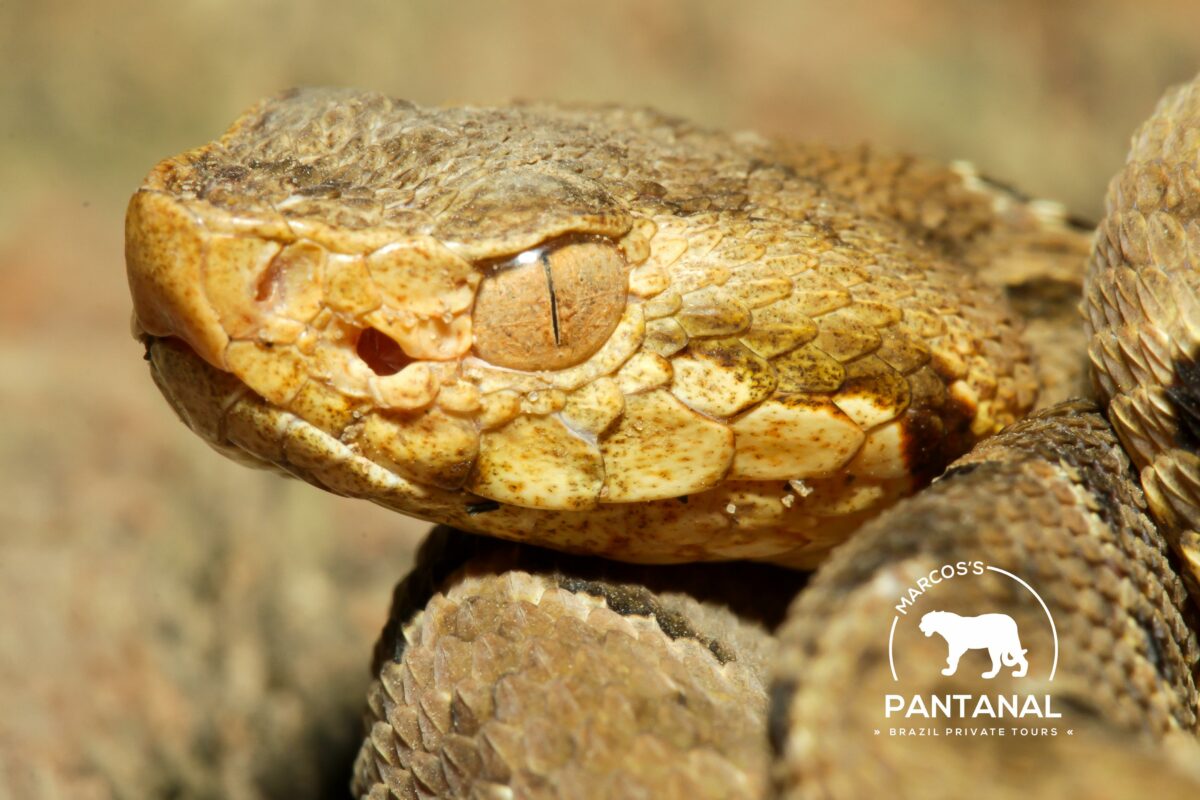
[126,88,1043,565]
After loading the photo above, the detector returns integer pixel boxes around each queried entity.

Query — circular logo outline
[887,565,1058,683]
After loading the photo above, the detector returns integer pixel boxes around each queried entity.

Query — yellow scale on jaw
[126,88,1039,566]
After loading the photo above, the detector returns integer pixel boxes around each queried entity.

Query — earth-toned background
[3,1,1199,797]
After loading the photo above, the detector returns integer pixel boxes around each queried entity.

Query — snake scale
[124,73,1200,797]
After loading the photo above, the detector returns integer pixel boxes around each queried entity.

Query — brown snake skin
[125,75,1200,797]
[127,88,1065,567]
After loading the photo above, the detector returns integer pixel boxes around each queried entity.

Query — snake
[123,75,1200,798]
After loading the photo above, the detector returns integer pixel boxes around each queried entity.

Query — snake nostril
[356,327,412,376]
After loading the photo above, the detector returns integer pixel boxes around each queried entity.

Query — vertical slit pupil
[541,250,561,346]
[356,328,412,376]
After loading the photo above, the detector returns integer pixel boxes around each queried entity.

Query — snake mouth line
[140,328,955,570]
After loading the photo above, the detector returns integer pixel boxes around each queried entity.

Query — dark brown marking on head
[903,373,977,486]
[900,407,949,486]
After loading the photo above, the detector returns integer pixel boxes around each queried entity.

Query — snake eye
[471,237,627,371]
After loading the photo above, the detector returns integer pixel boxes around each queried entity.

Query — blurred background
[2,1,1197,797]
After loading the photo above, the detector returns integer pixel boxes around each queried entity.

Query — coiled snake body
[126,76,1200,797]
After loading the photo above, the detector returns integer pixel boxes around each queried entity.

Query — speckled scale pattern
[349,530,803,800]
[128,89,1048,564]
[770,402,1200,798]
[1084,74,1200,594]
